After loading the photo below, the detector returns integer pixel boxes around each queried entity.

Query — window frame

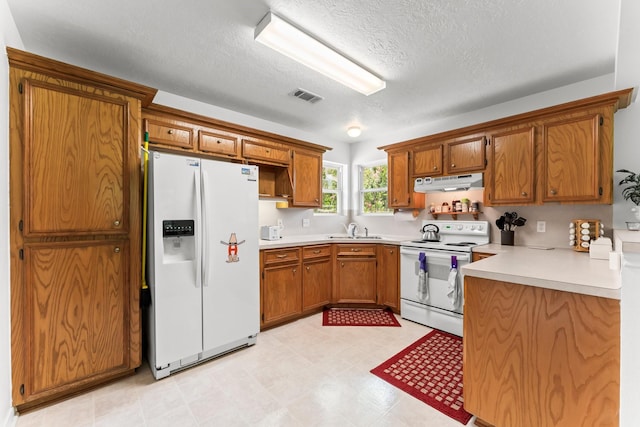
[358,160,392,216]
[314,161,344,215]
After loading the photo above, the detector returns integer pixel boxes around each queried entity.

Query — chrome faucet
[343,222,358,238]
[364,227,369,237]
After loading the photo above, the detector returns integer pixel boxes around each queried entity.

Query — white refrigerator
[146,151,259,379]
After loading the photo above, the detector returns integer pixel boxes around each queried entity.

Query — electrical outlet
[277,219,283,229]
[537,221,546,233]
[302,218,310,228]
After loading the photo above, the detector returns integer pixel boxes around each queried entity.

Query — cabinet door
[377,245,399,312]
[291,150,322,207]
[388,151,411,208]
[242,139,290,165]
[23,80,129,237]
[335,258,377,303]
[262,264,302,326]
[22,241,130,401]
[302,258,332,311]
[446,136,486,174]
[486,127,536,205]
[413,144,443,177]
[198,129,239,158]
[543,114,601,202]
[144,116,194,150]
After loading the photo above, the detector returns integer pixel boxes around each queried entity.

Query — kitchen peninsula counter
[466,244,621,299]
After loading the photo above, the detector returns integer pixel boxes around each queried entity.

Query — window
[315,161,343,214]
[359,162,392,214]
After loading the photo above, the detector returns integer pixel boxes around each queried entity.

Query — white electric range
[399,220,490,336]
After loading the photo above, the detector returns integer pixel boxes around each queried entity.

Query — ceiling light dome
[347,126,362,138]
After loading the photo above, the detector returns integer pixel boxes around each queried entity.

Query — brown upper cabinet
[242,138,291,166]
[144,114,194,150]
[388,151,425,209]
[290,149,322,207]
[485,126,536,205]
[542,113,603,202]
[446,135,487,174]
[412,144,443,176]
[141,104,330,205]
[379,89,632,207]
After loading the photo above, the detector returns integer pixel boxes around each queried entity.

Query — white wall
[614,1,640,425]
[0,1,23,426]
[349,75,617,246]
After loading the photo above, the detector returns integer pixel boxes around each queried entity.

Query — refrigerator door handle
[194,169,202,289]
[201,170,210,287]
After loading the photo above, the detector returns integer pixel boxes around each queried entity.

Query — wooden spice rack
[430,211,482,220]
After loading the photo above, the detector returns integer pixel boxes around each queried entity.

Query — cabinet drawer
[198,129,239,157]
[145,118,194,149]
[335,244,377,257]
[303,245,331,259]
[263,248,300,265]
[243,140,290,165]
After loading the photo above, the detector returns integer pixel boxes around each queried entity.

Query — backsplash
[260,190,614,249]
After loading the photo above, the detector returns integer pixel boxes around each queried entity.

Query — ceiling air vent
[289,88,323,104]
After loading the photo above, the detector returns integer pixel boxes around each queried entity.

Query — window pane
[322,167,339,190]
[362,165,388,190]
[363,191,390,213]
[317,193,338,213]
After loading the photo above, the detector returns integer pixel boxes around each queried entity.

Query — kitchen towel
[417,252,429,301]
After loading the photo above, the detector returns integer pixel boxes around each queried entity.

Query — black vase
[500,230,514,246]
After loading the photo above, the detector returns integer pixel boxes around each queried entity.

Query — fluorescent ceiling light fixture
[255,12,386,96]
[347,126,362,137]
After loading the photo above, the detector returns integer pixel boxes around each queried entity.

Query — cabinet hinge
[261,313,264,322]
[599,187,603,196]
[18,220,23,232]
[19,249,24,260]
[484,137,489,146]
[484,159,488,167]
[408,152,411,160]
[19,384,24,395]
[599,116,604,126]
[261,271,264,280]
[18,83,23,94]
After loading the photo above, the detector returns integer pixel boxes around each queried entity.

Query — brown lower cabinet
[464,276,620,427]
[260,243,399,330]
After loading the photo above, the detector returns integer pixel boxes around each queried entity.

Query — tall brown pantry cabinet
[7,48,157,410]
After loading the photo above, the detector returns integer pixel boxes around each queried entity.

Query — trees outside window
[359,162,392,214]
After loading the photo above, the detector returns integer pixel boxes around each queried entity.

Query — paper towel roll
[609,251,620,270]
[393,210,417,221]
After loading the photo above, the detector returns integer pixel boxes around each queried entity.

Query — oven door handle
[400,247,471,262]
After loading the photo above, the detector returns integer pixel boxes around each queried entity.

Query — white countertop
[258,234,412,249]
[464,244,621,300]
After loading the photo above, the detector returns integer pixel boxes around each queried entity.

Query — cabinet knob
[341,262,344,267]
[113,220,121,227]
[451,163,456,168]
[217,140,222,144]
[306,266,310,271]
[393,198,398,202]
[351,248,361,252]
[433,166,438,171]
[266,149,270,153]
[390,250,394,254]
[276,254,288,259]
[167,129,174,135]
[114,247,121,253]
[292,268,297,273]
[313,250,321,254]
[521,192,527,197]
[550,189,557,195]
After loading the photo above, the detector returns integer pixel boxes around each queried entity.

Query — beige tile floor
[15,313,474,426]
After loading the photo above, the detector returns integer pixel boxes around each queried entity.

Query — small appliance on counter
[261,225,282,241]
[570,219,603,252]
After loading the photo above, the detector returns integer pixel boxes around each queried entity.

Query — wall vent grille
[289,88,323,104]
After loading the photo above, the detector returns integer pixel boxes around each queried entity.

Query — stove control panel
[426,221,488,235]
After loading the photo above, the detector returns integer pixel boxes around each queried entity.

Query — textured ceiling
[6,0,619,145]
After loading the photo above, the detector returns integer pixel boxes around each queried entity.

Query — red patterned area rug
[370,329,472,425]
[322,308,401,327]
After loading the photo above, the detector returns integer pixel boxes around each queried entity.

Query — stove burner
[445,242,477,247]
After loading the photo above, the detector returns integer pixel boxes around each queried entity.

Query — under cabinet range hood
[414,173,483,193]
